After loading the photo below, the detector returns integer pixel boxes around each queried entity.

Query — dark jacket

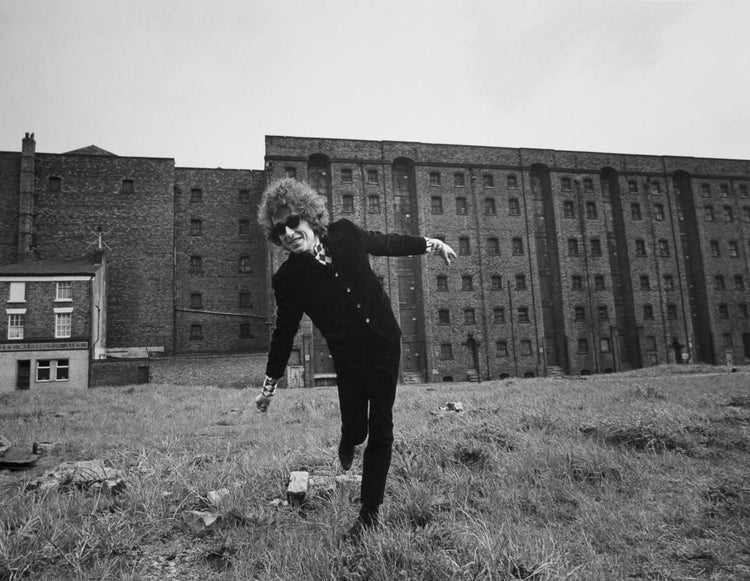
[265,219,427,379]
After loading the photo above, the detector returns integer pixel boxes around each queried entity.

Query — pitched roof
[64,145,117,156]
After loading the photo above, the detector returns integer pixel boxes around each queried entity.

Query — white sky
[1,0,748,169]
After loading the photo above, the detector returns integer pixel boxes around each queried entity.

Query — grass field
[1,364,749,580]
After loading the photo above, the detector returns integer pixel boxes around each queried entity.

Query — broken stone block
[442,401,464,412]
[182,510,221,534]
[25,459,124,492]
[0,449,40,470]
[286,471,309,505]
[334,474,363,487]
[102,478,127,495]
[32,441,67,456]
[207,488,230,508]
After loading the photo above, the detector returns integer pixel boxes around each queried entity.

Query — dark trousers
[332,326,400,513]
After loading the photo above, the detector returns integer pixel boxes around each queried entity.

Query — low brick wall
[149,352,268,388]
[91,359,150,387]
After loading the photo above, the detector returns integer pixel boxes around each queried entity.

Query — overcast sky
[1,0,748,169]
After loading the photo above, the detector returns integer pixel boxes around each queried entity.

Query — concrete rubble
[25,459,126,494]
[430,401,465,417]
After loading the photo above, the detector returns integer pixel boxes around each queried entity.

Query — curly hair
[257,178,330,244]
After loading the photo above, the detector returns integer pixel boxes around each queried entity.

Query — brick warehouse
[1,133,749,387]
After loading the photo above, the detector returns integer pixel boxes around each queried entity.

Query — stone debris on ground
[431,401,465,417]
[0,435,41,470]
[32,441,68,456]
[25,459,126,494]
[282,469,362,506]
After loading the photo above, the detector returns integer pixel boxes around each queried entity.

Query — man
[255,178,456,538]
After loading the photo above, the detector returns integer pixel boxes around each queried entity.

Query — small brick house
[0,253,106,391]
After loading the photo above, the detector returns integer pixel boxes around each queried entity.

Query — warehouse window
[121,179,134,194]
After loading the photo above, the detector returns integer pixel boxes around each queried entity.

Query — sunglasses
[270,214,302,243]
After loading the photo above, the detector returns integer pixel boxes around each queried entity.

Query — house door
[17,360,31,390]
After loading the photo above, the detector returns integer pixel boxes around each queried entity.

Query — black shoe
[338,440,355,471]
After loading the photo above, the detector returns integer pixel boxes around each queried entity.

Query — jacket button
[356,303,361,309]
[334,272,339,277]
[365,318,370,323]
[346,287,351,293]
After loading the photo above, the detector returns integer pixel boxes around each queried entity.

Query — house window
[718,304,729,319]
[515,274,527,290]
[429,172,441,186]
[654,204,665,221]
[590,238,602,256]
[667,304,678,319]
[487,238,500,256]
[483,174,494,188]
[56,282,72,301]
[9,282,25,302]
[190,188,203,203]
[37,360,51,381]
[704,205,715,221]
[366,169,378,184]
[561,177,572,191]
[367,195,380,213]
[701,183,711,197]
[508,198,520,215]
[643,304,654,320]
[635,239,647,256]
[710,240,721,257]
[496,341,508,357]
[55,359,69,381]
[512,237,524,255]
[464,308,476,324]
[738,303,749,318]
[8,313,24,339]
[578,338,589,353]
[735,275,745,290]
[431,196,443,214]
[440,343,453,360]
[571,275,582,290]
[239,292,252,308]
[658,239,670,257]
[723,333,733,348]
[461,275,473,291]
[240,324,252,338]
[585,201,597,219]
[239,255,251,273]
[645,335,657,351]
[631,203,642,220]
[340,168,353,183]
[720,184,729,197]
[190,219,202,236]
[190,293,202,309]
[600,338,611,353]
[285,167,297,179]
[640,275,651,290]
[454,173,465,187]
[121,179,134,194]
[583,178,594,192]
[650,181,662,194]
[740,184,748,197]
[663,275,674,290]
[238,189,250,203]
[190,324,203,340]
[342,195,355,213]
[743,206,750,222]
[594,275,605,291]
[238,219,250,235]
[55,312,72,338]
[490,275,502,290]
[493,308,505,324]
[598,305,609,320]
[574,306,586,321]
[715,275,725,290]
[723,206,734,221]
[520,340,532,355]
[628,180,638,193]
[506,174,518,189]
[563,201,575,218]
[437,275,448,291]
[484,198,496,215]
[48,176,62,192]
[568,238,579,256]
[189,256,203,274]
[458,237,470,255]
[456,197,468,215]
[438,309,451,324]
[517,307,529,323]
